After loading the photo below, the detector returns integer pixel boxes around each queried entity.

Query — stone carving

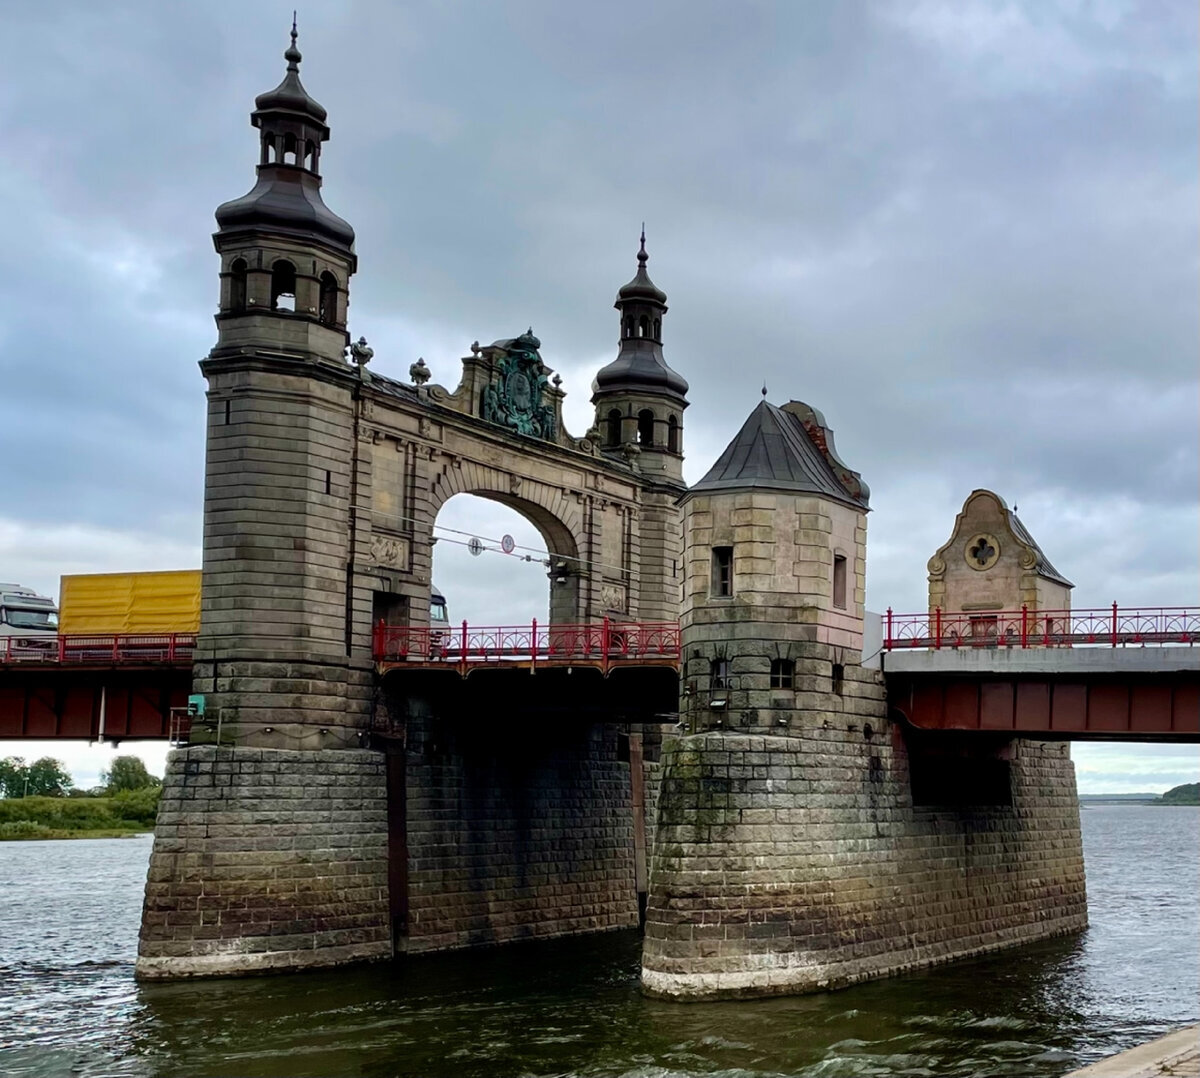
[370,534,410,570]
[349,336,373,381]
[409,357,430,385]
[480,329,557,440]
[965,533,1001,571]
[599,582,627,612]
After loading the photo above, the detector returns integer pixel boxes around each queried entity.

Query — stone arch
[427,460,586,625]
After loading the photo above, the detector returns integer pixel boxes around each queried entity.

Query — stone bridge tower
[642,399,1086,1000]
[138,30,690,979]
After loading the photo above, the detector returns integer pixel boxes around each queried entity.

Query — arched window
[283,132,298,166]
[229,259,247,313]
[304,140,316,170]
[637,409,655,446]
[667,414,679,453]
[606,408,622,446]
[653,318,661,339]
[318,272,338,324]
[262,134,276,165]
[637,316,648,338]
[270,260,296,312]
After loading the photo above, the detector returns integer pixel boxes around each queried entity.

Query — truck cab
[0,583,59,649]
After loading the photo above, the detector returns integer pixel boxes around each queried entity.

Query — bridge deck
[373,620,682,675]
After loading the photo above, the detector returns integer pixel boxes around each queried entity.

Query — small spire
[285,12,301,70]
[638,224,648,266]
[761,382,768,399]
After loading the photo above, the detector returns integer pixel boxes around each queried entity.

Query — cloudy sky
[0,1,1195,792]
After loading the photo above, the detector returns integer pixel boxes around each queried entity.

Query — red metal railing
[373,618,681,673]
[884,605,1198,651]
[0,633,197,665]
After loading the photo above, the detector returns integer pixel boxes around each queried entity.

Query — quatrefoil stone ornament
[965,533,1001,571]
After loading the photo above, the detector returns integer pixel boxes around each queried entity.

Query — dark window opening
[283,131,299,165]
[271,260,296,312]
[637,316,648,338]
[263,134,277,164]
[832,662,844,695]
[615,732,631,763]
[710,658,730,691]
[770,658,794,689]
[833,554,847,609]
[667,414,680,453]
[711,546,733,597]
[910,756,1013,807]
[304,139,316,170]
[324,469,332,495]
[606,408,622,446]
[318,271,338,324]
[637,409,655,446]
[372,591,408,627]
[653,318,661,338]
[223,399,231,426]
[229,258,247,313]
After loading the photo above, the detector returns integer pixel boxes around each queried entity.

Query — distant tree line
[0,754,160,799]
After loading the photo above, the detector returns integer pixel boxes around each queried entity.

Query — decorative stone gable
[928,489,1073,615]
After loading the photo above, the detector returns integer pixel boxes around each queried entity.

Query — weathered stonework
[136,746,390,979]
[398,715,641,951]
[642,718,1087,999]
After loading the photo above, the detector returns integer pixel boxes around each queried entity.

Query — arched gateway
[137,29,687,978]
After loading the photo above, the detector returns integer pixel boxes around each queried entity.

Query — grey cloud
[0,0,1194,622]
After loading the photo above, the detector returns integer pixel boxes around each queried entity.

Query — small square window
[770,658,794,689]
[711,547,733,597]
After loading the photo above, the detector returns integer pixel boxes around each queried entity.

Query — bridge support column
[641,704,1087,1000]
[135,745,390,979]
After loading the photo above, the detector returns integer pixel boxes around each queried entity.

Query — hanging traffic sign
[467,537,484,557]
[501,534,515,554]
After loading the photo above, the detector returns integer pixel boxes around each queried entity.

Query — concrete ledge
[641,920,1086,1001]
[135,939,391,980]
[1064,1025,1199,1078]
[883,647,1199,676]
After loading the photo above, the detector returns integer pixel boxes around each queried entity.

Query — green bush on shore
[0,787,162,838]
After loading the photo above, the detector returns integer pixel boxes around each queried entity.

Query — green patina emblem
[481,329,557,440]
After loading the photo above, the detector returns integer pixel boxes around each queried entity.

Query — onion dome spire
[593,229,687,401]
[214,20,354,251]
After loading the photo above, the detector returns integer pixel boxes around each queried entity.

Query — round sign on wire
[467,537,484,557]
[501,534,516,555]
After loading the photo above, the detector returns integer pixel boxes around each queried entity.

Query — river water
[0,804,1196,1078]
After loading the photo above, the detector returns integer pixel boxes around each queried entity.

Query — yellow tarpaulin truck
[58,570,201,635]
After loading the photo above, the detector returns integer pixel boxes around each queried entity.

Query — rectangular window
[833,554,847,609]
[710,658,730,690]
[770,658,794,689]
[711,546,733,597]
[970,615,998,640]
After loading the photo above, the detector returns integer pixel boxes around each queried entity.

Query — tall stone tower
[196,23,371,749]
[591,233,689,620]
[137,28,391,979]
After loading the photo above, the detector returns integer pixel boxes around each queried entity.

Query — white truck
[0,583,59,655]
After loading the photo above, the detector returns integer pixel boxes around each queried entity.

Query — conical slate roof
[685,400,867,508]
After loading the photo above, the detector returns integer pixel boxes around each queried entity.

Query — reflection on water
[0,806,1196,1077]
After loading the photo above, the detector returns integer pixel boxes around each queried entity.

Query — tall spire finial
[285,12,302,70]
[637,223,648,267]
